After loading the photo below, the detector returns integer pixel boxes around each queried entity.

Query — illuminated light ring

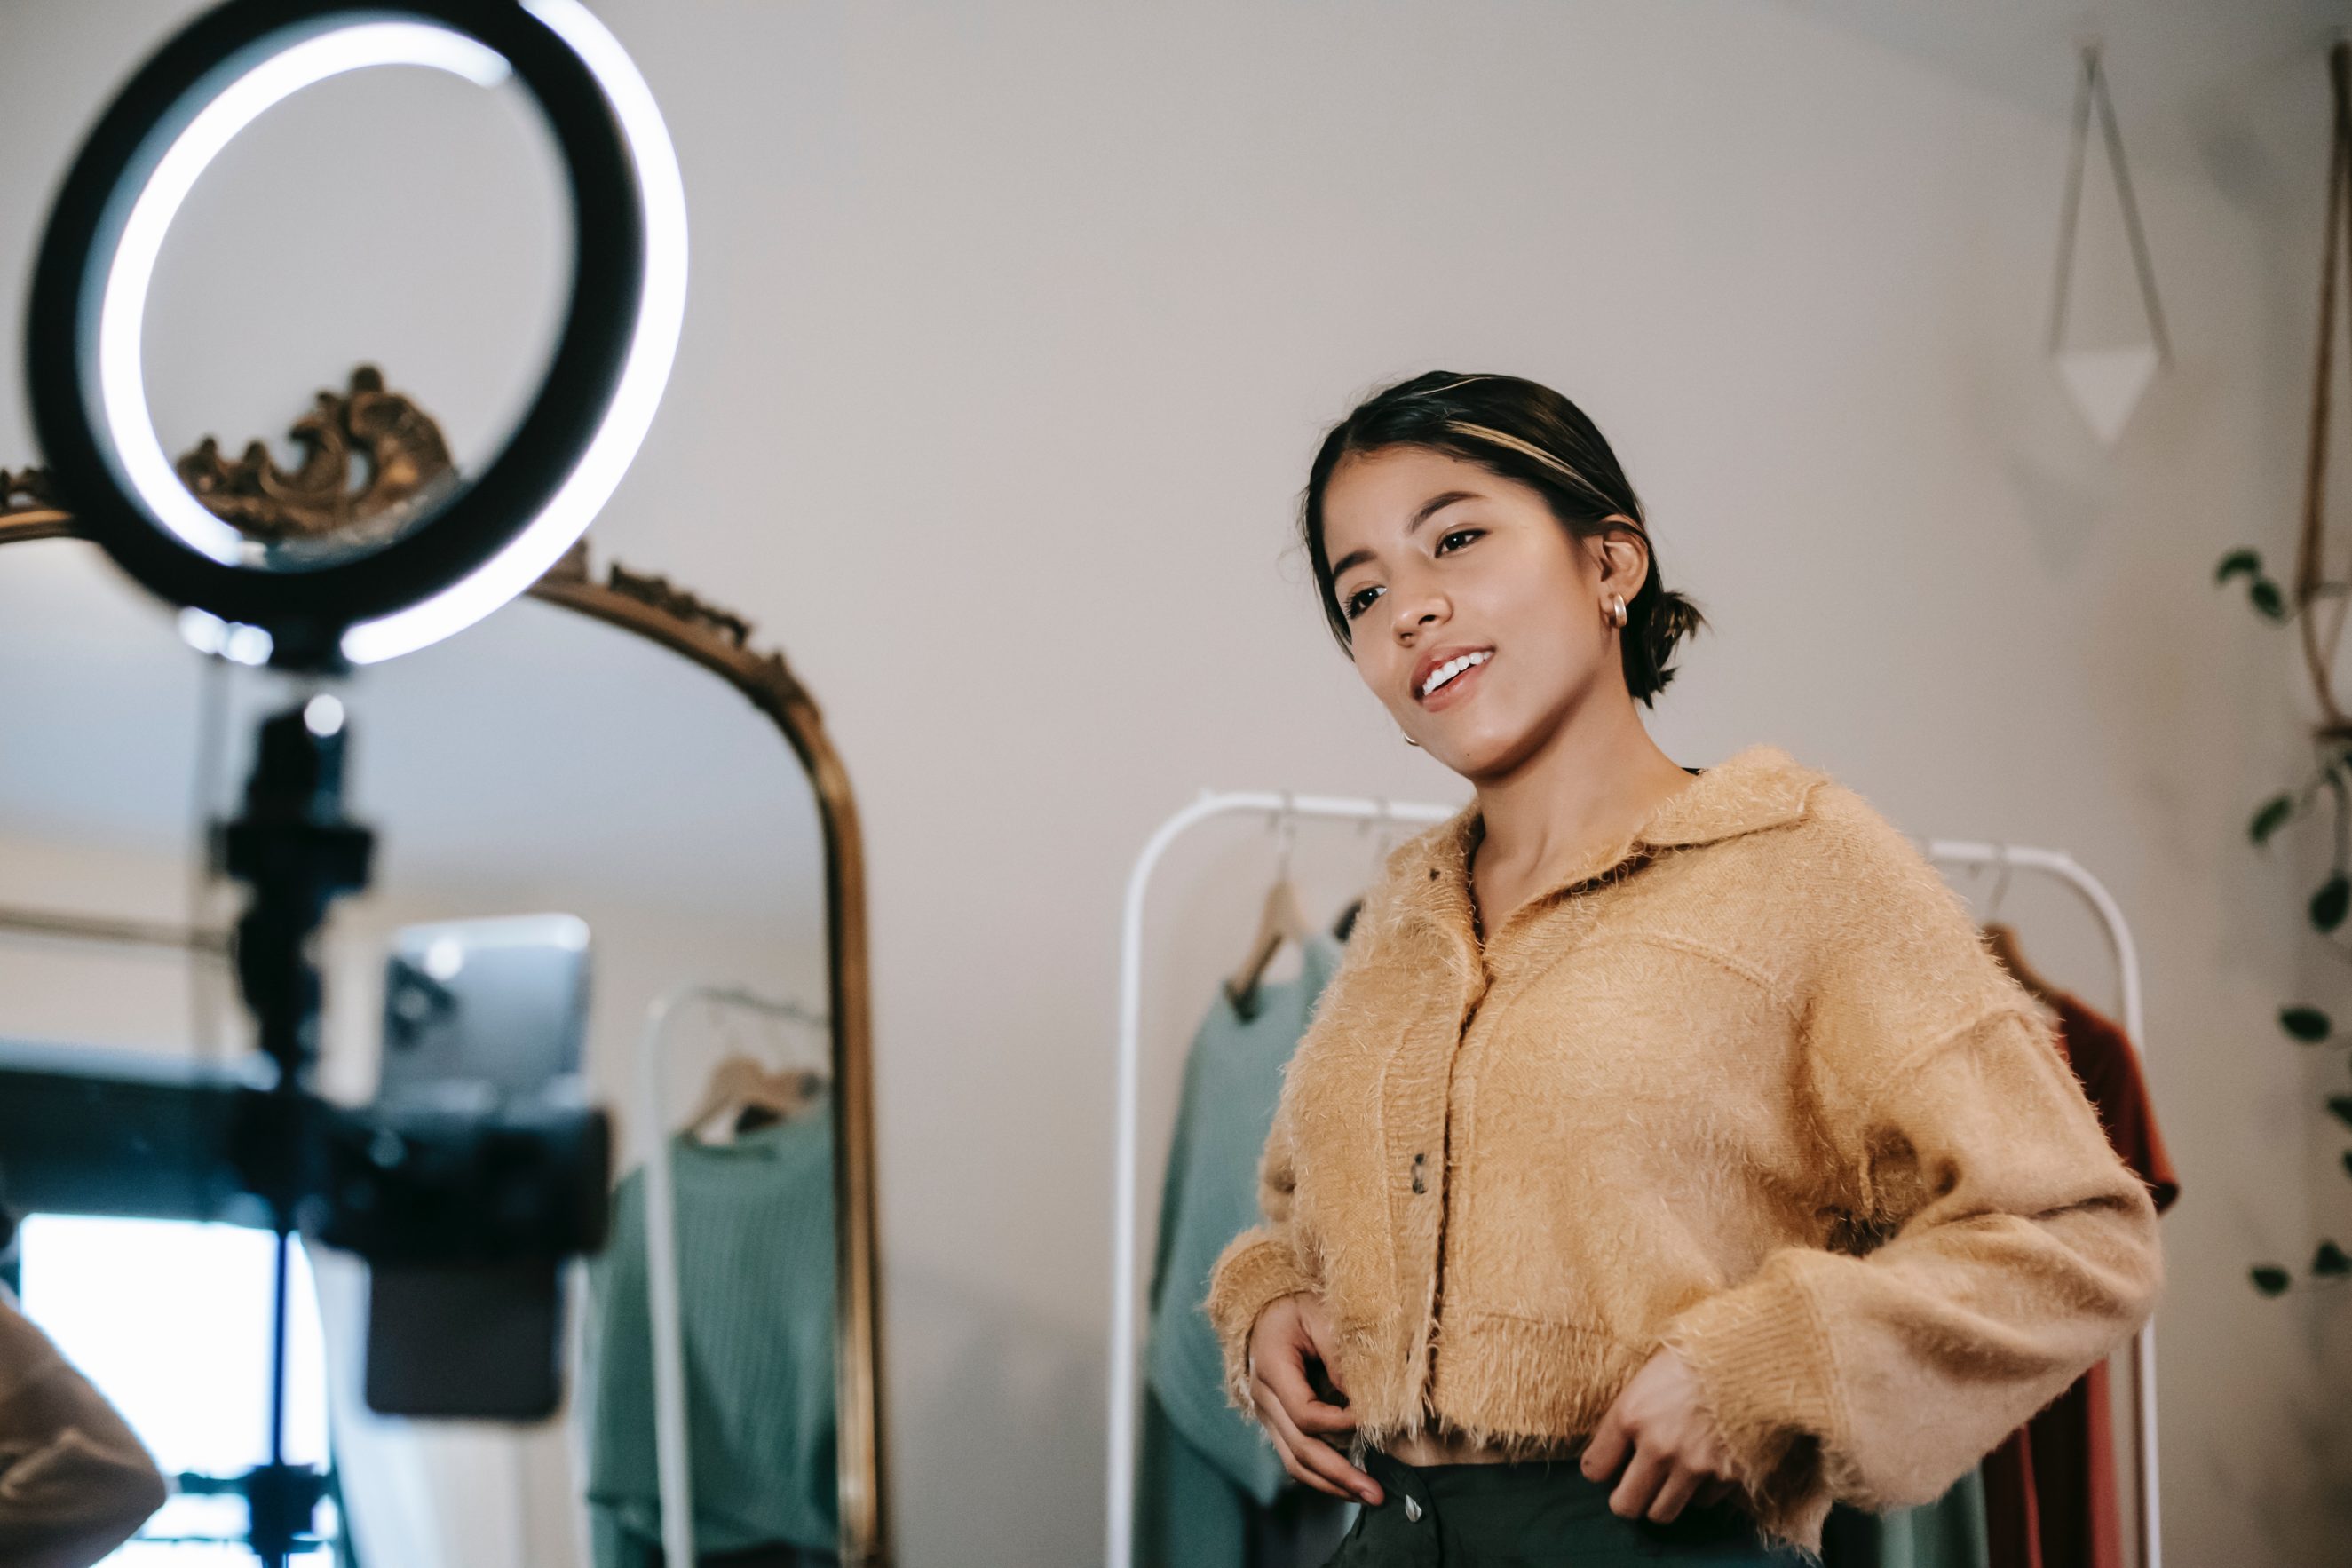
[26,0,687,669]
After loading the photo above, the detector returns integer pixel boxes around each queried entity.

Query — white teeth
[1420,650,1491,698]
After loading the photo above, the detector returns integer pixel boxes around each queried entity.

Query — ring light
[26,0,687,669]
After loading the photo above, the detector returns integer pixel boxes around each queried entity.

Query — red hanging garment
[1983,991,2177,1568]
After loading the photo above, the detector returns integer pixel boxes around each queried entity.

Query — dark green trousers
[1324,1449,1794,1566]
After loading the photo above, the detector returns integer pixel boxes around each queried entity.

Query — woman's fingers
[1296,1302,1353,1398]
[1285,1390,1358,1437]
[1579,1413,1631,1485]
[1255,1334,1355,1435]
[1262,1422,1350,1498]
[1253,1379,1380,1504]
[1699,1477,1737,1508]
[1607,1444,1669,1521]
[1644,1462,1701,1524]
[1242,1297,1377,1504]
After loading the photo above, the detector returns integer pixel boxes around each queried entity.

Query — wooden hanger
[1225,875,1312,1019]
[1976,853,2061,1009]
[1329,896,1366,943]
[1226,808,1314,1019]
[683,1054,823,1143]
[1328,806,1400,946]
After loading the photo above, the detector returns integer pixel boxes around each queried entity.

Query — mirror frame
[0,376,891,1565]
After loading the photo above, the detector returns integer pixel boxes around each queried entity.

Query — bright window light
[17,1215,335,1562]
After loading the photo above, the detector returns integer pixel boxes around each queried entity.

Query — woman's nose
[1390,590,1445,642]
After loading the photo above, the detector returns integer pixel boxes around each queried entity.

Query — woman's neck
[1467,691,1692,931]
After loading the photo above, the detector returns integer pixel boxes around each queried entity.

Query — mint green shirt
[584,1106,838,1562]
[1146,938,1342,1507]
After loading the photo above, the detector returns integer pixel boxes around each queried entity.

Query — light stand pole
[220,696,370,1565]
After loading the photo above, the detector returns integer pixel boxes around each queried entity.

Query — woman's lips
[1419,653,1490,712]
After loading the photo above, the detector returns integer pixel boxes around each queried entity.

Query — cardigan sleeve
[1203,1092,1319,1412]
[0,1293,170,1568]
[1660,795,2163,1516]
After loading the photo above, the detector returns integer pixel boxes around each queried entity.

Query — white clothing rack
[1916,838,2158,1568]
[1107,794,2160,1568]
[634,983,829,1568]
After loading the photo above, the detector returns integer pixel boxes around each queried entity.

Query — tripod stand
[218,693,371,1568]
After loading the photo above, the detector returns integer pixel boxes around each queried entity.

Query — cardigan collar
[1394,743,1826,931]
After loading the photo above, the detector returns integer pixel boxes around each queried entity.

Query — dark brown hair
[1300,370,1704,706]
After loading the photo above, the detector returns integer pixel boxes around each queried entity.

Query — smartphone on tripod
[363,915,592,1420]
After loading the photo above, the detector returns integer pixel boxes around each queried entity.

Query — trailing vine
[2223,42,2352,1296]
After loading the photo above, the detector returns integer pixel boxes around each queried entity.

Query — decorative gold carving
[607,562,756,649]
[174,365,457,545]
[550,556,822,720]
[0,467,72,542]
[0,466,59,516]
[544,536,593,584]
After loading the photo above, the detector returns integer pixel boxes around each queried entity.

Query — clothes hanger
[1226,804,1313,1019]
[680,1002,828,1142]
[683,1055,824,1143]
[1330,803,1400,943]
[1329,895,1366,944]
[1978,851,2063,1010]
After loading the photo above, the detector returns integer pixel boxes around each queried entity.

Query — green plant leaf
[2282,1005,2334,1042]
[2253,1264,2293,1295]
[2252,578,2289,621]
[2216,549,2262,583]
[2314,875,2351,932]
[2330,1096,2352,1129]
[2253,795,2297,844]
[2316,1240,2351,1277]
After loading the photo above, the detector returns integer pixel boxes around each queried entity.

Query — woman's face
[1321,446,1645,780]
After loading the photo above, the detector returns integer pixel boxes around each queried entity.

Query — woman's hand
[1580,1345,1740,1523]
[1247,1292,1383,1506]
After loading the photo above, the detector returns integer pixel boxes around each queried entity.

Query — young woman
[1205,372,2162,1565]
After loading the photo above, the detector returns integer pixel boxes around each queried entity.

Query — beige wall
[4,2,2349,1564]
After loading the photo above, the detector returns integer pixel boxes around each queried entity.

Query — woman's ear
[1593,525,1651,598]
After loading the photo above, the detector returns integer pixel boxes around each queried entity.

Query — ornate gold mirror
[0,370,888,1566]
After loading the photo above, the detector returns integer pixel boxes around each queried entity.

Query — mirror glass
[0,536,844,1565]
[138,60,570,570]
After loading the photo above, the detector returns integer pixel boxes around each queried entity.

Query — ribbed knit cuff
[1659,1263,1842,1490]
[1204,1231,1317,1412]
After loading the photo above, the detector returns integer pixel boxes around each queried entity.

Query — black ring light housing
[25,0,675,671]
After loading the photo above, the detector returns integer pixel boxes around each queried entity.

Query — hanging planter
[2047,42,2171,447]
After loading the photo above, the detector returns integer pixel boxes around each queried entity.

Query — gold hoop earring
[1607,594,1627,630]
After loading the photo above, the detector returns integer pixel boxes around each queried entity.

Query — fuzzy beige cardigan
[1205,744,2162,1551]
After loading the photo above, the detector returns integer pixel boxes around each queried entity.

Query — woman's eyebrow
[1332,490,1484,580]
[1408,489,1479,531]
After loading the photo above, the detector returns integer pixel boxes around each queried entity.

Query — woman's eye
[1437,527,1484,555]
[1342,584,1383,621]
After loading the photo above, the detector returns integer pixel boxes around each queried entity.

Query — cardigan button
[1410,1153,1427,1194]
